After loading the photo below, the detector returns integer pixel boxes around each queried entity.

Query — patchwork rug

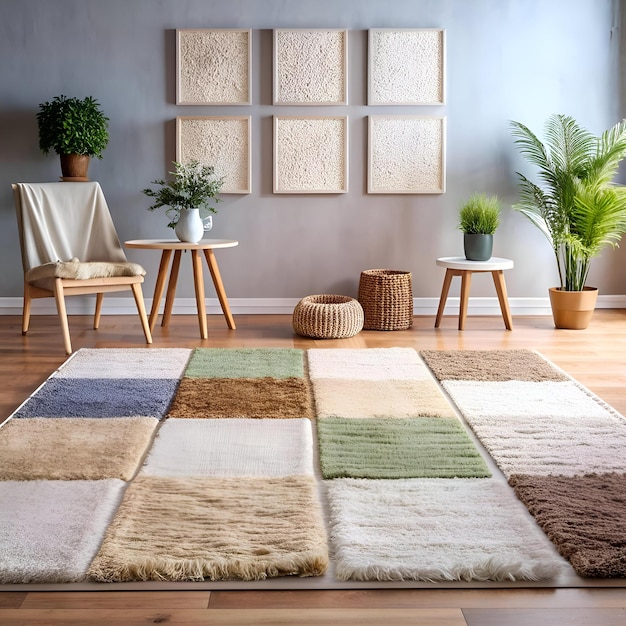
[1,346,623,585]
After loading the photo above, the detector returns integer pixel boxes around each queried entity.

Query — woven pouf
[292,295,364,339]
[358,269,414,330]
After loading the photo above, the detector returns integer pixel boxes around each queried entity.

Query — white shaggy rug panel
[0,479,126,583]
[307,348,433,381]
[53,348,193,379]
[141,418,314,477]
[326,478,567,582]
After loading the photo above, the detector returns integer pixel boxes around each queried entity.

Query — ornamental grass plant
[458,194,501,235]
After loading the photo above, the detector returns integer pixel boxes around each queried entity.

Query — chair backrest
[13,182,127,272]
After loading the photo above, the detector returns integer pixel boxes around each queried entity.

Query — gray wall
[1,0,623,304]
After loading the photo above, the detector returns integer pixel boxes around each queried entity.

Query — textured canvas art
[368,115,446,194]
[369,28,445,105]
[274,116,348,193]
[274,29,348,105]
[176,29,251,105]
[177,117,251,194]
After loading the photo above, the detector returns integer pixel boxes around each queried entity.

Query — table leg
[492,269,513,330]
[191,249,208,339]
[162,250,182,328]
[435,269,455,328]
[203,249,236,330]
[148,249,173,332]
[459,270,472,330]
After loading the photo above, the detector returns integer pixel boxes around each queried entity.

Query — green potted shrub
[511,114,626,329]
[458,193,501,261]
[142,160,225,243]
[36,95,109,180]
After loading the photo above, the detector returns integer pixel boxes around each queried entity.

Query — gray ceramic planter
[464,233,493,261]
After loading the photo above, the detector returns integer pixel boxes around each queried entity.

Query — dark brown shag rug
[509,473,626,577]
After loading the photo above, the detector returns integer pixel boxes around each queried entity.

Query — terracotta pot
[60,154,90,181]
[549,286,598,330]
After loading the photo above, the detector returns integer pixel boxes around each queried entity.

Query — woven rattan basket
[292,294,364,339]
[358,269,413,330]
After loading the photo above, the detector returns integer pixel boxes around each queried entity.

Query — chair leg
[131,283,153,345]
[94,293,104,329]
[53,278,72,355]
[22,282,32,335]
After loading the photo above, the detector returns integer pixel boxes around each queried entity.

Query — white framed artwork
[273,116,348,194]
[368,28,445,105]
[176,29,251,105]
[176,116,251,194]
[273,29,348,105]
[368,115,446,194]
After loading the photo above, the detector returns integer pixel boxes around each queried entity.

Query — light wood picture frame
[368,28,445,105]
[273,29,348,105]
[273,116,348,194]
[176,29,251,105]
[177,116,251,194]
[368,115,446,194]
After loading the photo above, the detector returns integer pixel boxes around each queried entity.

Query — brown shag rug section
[420,349,569,383]
[168,377,313,419]
[88,475,329,582]
[509,473,626,577]
[0,417,157,481]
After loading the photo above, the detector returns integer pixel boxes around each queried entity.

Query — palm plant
[510,114,626,291]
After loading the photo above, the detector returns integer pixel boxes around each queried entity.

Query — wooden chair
[12,182,152,354]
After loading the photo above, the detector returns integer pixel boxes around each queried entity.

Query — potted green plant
[142,160,225,243]
[36,95,109,180]
[510,114,626,329]
[458,193,501,261]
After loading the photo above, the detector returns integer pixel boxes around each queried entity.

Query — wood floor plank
[20,591,211,609]
[463,607,626,626]
[0,592,26,608]
[209,588,626,609]
[0,608,467,625]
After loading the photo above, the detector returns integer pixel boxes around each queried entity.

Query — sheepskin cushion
[26,258,146,283]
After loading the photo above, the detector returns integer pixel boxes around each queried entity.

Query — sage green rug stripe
[420,349,569,382]
[88,475,329,582]
[168,377,313,419]
[184,348,305,379]
[317,417,491,479]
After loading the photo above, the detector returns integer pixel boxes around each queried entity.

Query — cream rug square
[141,418,314,477]
[307,348,431,381]
[443,380,619,422]
[0,417,156,481]
[88,475,328,582]
[312,378,456,419]
[0,479,125,583]
[53,348,192,379]
[442,382,626,477]
[326,478,567,582]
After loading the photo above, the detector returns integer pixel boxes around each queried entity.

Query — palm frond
[543,114,594,176]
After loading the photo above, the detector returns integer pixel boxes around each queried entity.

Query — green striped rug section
[183,348,305,379]
[317,417,491,480]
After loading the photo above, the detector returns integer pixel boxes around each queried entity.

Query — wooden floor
[1,310,626,625]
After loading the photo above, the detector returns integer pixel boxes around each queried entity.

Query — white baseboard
[1,295,625,316]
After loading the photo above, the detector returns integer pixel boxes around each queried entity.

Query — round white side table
[435,257,514,330]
